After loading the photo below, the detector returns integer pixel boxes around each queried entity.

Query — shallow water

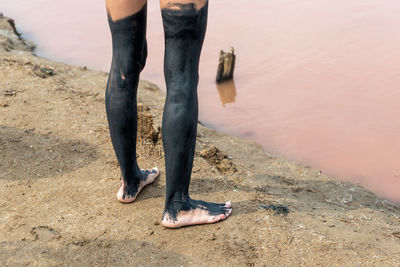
[1,0,399,204]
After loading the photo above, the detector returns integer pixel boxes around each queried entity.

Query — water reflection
[216,79,237,107]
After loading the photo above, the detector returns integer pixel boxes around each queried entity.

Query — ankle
[164,193,190,216]
[121,178,139,189]
[166,191,190,205]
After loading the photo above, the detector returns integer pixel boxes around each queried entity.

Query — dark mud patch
[0,239,187,266]
[259,204,290,216]
[0,126,97,180]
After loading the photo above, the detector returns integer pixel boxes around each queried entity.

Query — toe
[152,168,160,178]
[225,208,232,217]
[141,167,160,184]
[209,215,222,224]
[148,168,160,182]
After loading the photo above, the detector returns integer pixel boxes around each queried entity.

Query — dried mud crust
[1,14,400,266]
[198,145,237,174]
[137,103,161,144]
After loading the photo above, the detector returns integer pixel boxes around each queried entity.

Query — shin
[161,1,208,219]
[105,3,147,191]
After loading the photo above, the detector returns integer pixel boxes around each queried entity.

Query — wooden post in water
[216,47,236,83]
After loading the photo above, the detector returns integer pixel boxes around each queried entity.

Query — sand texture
[1,14,400,266]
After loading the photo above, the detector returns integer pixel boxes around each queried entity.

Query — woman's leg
[160,0,232,228]
[105,0,159,203]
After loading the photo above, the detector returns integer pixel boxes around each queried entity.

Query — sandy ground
[1,14,400,266]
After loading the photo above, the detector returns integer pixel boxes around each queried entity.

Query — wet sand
[1,15,400,266]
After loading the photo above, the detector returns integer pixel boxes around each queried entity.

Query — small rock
[207,233,216,241]
[147,230,154,236]
[3,89,16,96]
[306,188,317,193]
[192,167,201,173]
[393,232,400,239]
[33,66,55,78]
[24,128,35,134]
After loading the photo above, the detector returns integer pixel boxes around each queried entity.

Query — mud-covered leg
[105,1,159,203]
[160,0,232,228]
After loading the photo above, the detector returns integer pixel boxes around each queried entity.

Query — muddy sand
[1,15,400,266]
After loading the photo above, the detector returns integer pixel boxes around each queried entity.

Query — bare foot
[117,167,160,203]
[162,199,232,228]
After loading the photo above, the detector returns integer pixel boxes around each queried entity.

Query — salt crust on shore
[1,14,399,266]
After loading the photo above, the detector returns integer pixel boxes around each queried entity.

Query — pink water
[1,0,399,204]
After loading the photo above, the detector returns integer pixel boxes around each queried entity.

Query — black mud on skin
[105,4,148,198]
[120,169,157,200]
[161,2,229,222]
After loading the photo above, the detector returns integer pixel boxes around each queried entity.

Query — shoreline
[1,14,400,266]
